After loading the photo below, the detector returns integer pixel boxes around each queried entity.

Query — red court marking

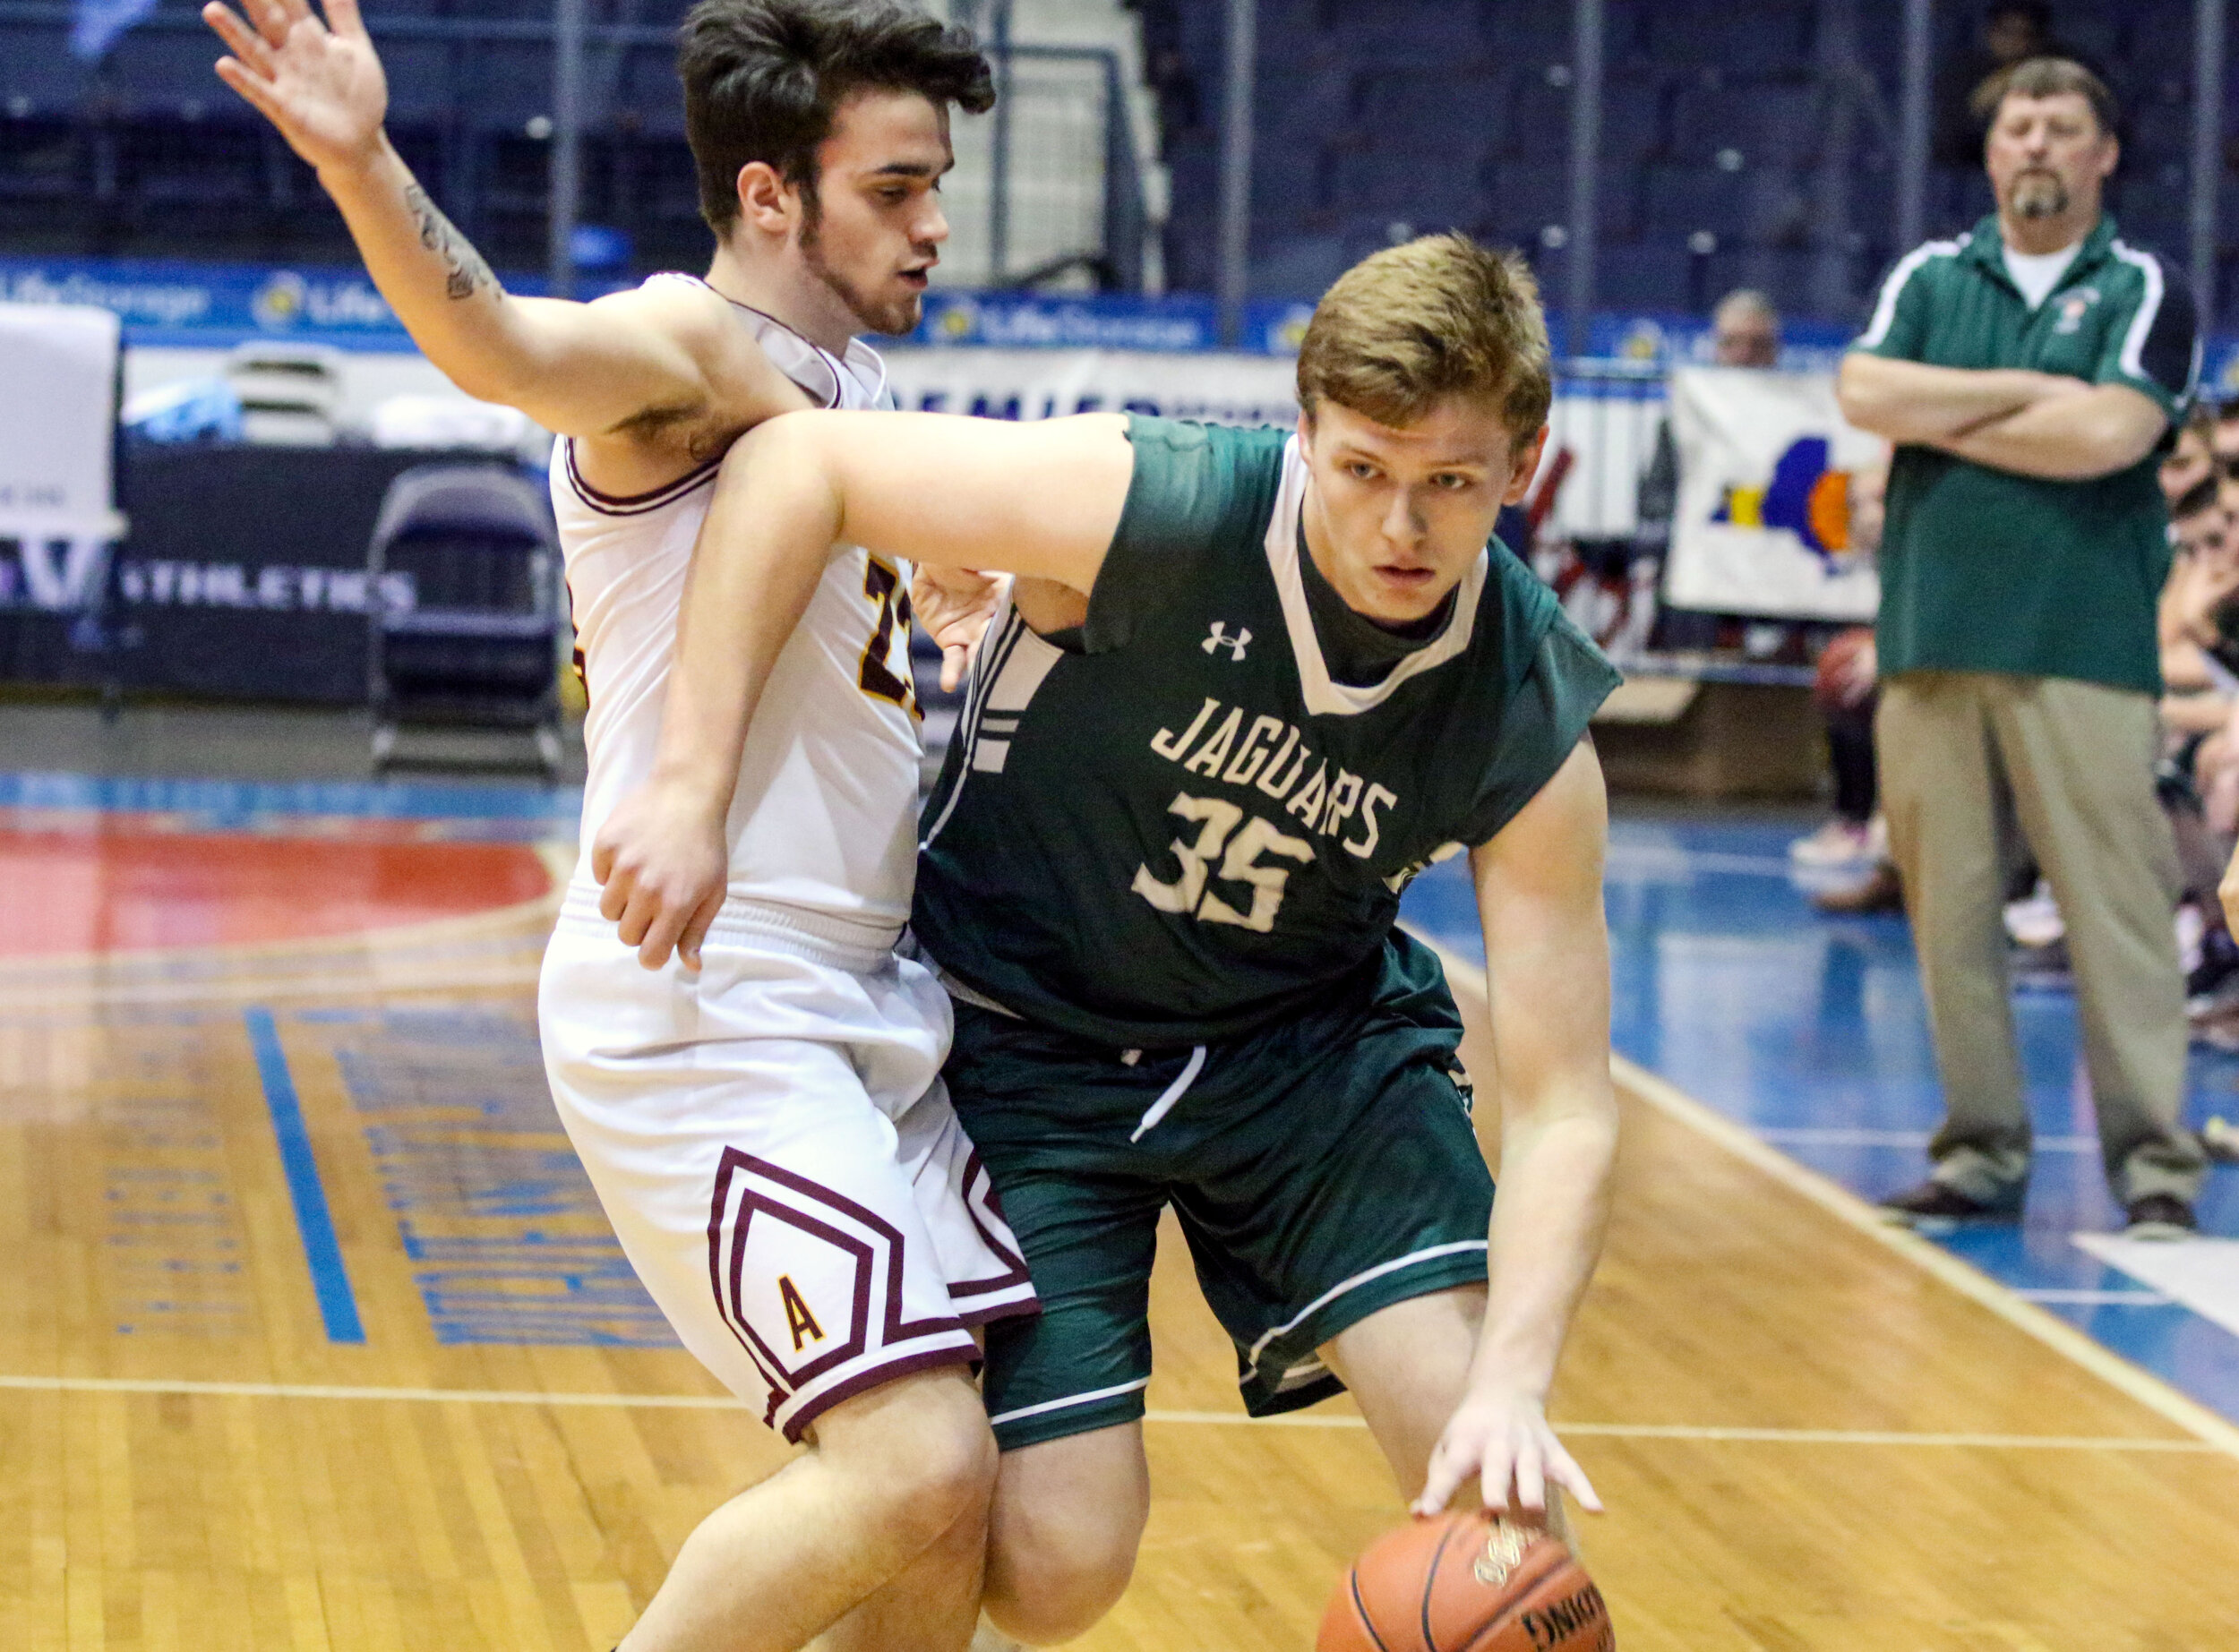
[0,826,552,957]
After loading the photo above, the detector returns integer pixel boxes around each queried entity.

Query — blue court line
[244,1007,365,1345]
[0,770,581,828]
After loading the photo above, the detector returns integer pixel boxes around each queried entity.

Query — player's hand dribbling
[592,782,730,972]
[1414,1385,1601,1522]
[202,0,389,175]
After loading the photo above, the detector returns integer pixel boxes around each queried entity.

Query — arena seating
[1,0,2228,321]
[0,0,1149,288]
[0,0,718,272]
[1137,0,2220,322]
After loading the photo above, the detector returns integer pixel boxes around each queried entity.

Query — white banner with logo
[0,301,125,612]
[881,347,1300,427]
[1664,364,1882,621]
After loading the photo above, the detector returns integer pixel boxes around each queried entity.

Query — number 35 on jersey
[1132,793,1313,934]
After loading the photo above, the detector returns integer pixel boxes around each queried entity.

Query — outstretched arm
[595,409,1136,967]
[203,0,757,433]
[1417,740,1617,1519]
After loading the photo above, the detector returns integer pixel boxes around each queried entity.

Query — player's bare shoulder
[571,277,817,496]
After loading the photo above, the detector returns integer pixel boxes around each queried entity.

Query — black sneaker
[1876,1179,2024,1232]
[2123,1194,2197,1240]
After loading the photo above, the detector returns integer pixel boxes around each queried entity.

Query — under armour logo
[1202,622,1251,661]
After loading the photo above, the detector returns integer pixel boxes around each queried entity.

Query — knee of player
[983,1486,1143,1641]
[819,1369,998,1542]
[983,1546,1137,1645]
[896,1408,1000,1538]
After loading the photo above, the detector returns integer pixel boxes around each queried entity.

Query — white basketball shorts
[539,894,1038,1442]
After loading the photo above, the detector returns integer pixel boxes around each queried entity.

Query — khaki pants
[1877,671,2207,1205]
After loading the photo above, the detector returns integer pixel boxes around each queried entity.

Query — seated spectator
[2159,475,2239,701]
[2154,479,2239,1021]
[1639,289,1784,529]
[1707,289,1780,370]
[2161,402,2215,508]
[2212,397,2239,481]
[1804,451,1907,914]
[1795,450,1888,863]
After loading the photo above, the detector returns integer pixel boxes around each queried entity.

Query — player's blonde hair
[1295,235,1553,441]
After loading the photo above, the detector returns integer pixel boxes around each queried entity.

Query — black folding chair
[367,463,564,775]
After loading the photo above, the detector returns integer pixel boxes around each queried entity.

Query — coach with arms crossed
[1839,56,2209,1237]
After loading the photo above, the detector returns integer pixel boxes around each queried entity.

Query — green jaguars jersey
[913,415,1621,1048]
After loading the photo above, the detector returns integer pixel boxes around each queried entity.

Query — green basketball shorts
[946,938,1495,1451]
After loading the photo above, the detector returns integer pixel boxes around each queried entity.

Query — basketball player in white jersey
[200,1,1034,1648]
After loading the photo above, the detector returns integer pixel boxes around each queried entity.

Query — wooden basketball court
[4,792,2237,1650]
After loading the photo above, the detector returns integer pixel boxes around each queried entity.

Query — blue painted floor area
[1399,807,2239,1425]
[35,762,2237,1397]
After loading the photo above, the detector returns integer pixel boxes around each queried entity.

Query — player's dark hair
[1974,56,2118,137]
[678,0,994,237]
[1297,234,1554,441]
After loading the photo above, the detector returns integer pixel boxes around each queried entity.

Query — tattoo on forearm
[402,183,495,301]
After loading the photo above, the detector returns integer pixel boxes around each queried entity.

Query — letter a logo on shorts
[778,1274,826,1350]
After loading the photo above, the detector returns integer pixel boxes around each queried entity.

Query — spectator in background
[2158,475,2239,702]
[1638,289,1783,528]
[2162,402,2216,507]
[1708,289,1781,369]
[1794,452,1889,867]
[1934,4,2068,167]
[1838,57,2209,1239]
[2211,398,2239,479]
[1799,452,1906,916]
[2157,479,2239,1029]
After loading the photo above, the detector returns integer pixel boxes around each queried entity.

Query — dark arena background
[3,1,2239,1647]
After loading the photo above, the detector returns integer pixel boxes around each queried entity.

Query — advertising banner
[882,347,1300,426]
[1662,365,1882,622]
[0,257,632,351]
[0,301,124,616]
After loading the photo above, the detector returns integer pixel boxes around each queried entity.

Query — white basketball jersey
[553,275,920,957]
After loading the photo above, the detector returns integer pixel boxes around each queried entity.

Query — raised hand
[203,0,387,175]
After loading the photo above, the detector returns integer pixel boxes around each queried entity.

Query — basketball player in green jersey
[599,235,1621,1645]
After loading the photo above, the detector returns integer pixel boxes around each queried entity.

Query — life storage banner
[1663,364,1882,621]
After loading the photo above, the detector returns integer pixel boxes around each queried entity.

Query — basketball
[1318,1513,1612,1652]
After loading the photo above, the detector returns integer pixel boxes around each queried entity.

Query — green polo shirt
[1852,213,2197,694]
